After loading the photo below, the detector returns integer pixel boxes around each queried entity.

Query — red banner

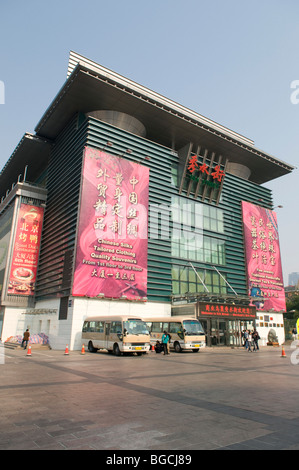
[8,204,44,296]
[198,302,256,319]
[72,147,149,300]
[242,201,286,312]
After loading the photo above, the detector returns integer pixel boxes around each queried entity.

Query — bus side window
[169,322,180,333]
[89,321,96,332]
[162,322,169,332]
[152,322,163,333]
[111,321,122,334]
[83,322,89,333]
[146,322,152,332]
[95,321,104,333]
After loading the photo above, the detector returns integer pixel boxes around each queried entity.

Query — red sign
[72,147,149,300]
[242,201,286,312]
[8,204,44,296]
[198,302,256,319]
[188,155,225,182]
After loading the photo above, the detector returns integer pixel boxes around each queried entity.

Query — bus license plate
[194,344,199,348]
[135,347,142,350]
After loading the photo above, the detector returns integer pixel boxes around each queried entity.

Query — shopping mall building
[0,52,294,349]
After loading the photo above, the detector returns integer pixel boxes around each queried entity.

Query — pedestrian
[161,330,170,355]
[247,331,253,352]
[21,329,30,349]
[243,330,249,350]
[292,328,297,341]
[252,328,260,351]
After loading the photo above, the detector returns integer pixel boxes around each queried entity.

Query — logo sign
[72,147,149,300]
[188,156,225,184]
[180,150,226,204]
[8,204,44,296]
[242,201,286,312]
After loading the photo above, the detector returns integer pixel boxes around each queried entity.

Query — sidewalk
[0,345,298,450]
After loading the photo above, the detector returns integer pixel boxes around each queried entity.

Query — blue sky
[0,0,298,284]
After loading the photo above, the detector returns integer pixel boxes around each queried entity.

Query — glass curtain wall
[171,196,227,296]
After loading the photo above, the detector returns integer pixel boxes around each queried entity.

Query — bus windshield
[123,319,149,335]
[183,320,204,336]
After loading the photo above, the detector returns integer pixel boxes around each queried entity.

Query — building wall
[220,173,273,296]
[0,113,277,349]
[255,312,285,345]
[36,116,88,299]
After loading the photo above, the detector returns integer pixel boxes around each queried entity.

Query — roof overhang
[34,56,294,185]
[0,133,52,199]
[1,51,295,191]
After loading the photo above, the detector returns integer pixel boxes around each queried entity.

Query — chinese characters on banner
[8,204,44,296]
[198,302,256,319]
[72,147,149,300]
[242,201,286,312]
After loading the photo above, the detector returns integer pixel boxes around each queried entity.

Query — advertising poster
[242,201,286,312]
[72,147,149,300]
[8,204,44,296]
[0,205,14,296]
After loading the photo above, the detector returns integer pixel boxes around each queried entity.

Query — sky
[0,0,298,285]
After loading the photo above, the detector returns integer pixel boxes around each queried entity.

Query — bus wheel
[113,343,121,356]
[174,342,182,353]
[88,341,97,353]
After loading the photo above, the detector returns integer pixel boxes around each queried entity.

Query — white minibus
[82,315,150,356]
[145,316,205,352]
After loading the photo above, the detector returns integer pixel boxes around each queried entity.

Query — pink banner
[72,147,149,300]
[8,204,44,296]
[242,201,286,312]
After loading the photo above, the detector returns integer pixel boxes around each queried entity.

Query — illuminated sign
[188,156,226,183]
[198,302,256,319]
[242,201,286,312]
[8,204,44,296]
[72,147,149,300]
[178,147,227,204]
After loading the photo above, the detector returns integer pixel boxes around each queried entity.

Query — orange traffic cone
[64,344,69,355]
[281,346,286,358]
[26,345,32,356]
[151,344,155,352]
[81,344,85,355]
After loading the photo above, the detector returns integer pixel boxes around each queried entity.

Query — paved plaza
[0,343,299,451]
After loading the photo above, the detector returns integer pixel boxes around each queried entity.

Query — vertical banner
[242,201,286,312]
[72,147,149,300]
[8,204,44,296]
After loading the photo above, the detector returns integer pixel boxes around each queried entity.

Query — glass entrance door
[210,319,227,345]
[208,319,243,346]
[202,317,251,347]
[227,320,242,347]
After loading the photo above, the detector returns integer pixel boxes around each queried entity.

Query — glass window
[124,319,149,335]
[95,321,104,333]
[189,283,197,293]
[183,320,205,335]
[172,281,180,294]
[169,322,182,333]
[110,321,122,334]
[152,322,163,333]
[171,265,228,296]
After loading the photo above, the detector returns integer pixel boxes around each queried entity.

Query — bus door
[105,322,111,349]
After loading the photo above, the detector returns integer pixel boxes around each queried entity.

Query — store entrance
[200,318,252,347]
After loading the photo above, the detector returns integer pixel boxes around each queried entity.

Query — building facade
[0,52,294,349]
